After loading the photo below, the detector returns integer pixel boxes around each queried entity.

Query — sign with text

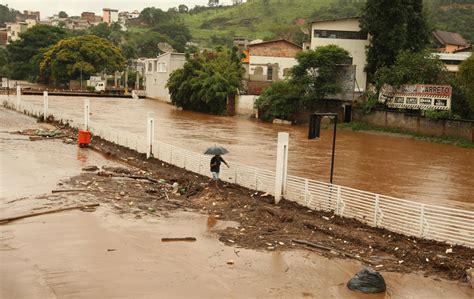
[378,84,452,110]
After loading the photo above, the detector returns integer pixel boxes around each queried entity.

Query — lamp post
[308,112,338,184]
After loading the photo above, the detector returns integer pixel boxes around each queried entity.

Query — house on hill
[432,30,470,53]
[242,39,302,95]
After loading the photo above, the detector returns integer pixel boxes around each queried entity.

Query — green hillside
[181,0,338,46]
[176,0,473,47]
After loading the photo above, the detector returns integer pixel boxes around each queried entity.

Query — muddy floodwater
[1,108,473,298]
[4,95,474,209]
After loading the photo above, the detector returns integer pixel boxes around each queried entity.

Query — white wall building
[103,8,119,24]
[144,53,186,102]
[433,52,472,73]
[310,17,369,92]
[5,22,28,44]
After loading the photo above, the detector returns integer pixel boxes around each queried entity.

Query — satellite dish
[157,42,175,53]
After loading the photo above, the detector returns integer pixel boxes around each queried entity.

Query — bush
[254,81,302,121]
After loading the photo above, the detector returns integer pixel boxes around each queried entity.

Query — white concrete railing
[3,95,474,248]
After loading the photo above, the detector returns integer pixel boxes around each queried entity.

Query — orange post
[78,130,91,147]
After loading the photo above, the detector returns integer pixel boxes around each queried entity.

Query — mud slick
[13,117,474,284]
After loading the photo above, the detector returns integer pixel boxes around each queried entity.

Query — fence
[2,95,474,248]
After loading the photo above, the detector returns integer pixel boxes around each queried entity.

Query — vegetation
[167,47,243,114]
[0,47,9,77]
[426,0,474,43]
[255,45,351,121]
[6,25,68,81]
[457,55,474,118]
[373,50,448,90]
[39,35,125,85]
[361,0,431,81]
[0,4,18,27]
[339,122,474,148]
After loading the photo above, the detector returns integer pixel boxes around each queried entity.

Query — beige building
[243,39,302,95]
[5,22,28,44]
[103,8,119,24]
[144,53,186,102]
[310,17,369,92]
[434,52,472,73]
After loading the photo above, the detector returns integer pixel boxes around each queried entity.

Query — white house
[310,17,369,92]
[433,52,472,73]
[103,8,119,24]
[144,52,186,102]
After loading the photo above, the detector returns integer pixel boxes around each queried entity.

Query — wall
[145,53,186,102]
[236,95,257,116]
[353,108,473,142]
[311,18,369,92]
[249,41,301,58]
[248,56,298,81]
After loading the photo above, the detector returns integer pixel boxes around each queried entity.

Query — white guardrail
[3,95,474,248]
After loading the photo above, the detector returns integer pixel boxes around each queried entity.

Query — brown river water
[4,95,474,209]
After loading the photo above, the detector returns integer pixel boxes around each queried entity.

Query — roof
[103,8,119,12]
[310,16,360,24]
[454,45,472,53]
[432,30,467,47]
[247,39,302,49]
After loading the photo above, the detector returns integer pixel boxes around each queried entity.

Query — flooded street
[1,108,473,298]
[5,95,473,209]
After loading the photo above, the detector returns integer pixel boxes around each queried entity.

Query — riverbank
[4,106,471,284]
[339,122,474,148]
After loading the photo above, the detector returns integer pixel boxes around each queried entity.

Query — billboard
[378,84,452,110]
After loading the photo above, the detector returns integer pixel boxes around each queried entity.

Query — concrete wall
[236,95,257,116]
[353,108,474,142]
[249,40,301,58]
[248,56,298,81]
[310,18,369,92]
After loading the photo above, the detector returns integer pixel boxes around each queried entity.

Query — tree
[167,48,243,114]
[208,0,219,7]
[0,47,10,77]
[255,45,352,121]
[40,35,125,85]
[58,11,68,18]
[291,45,351,102]
[457,55,474,118]
[6,24,68,80]
[373,50,448,89]
[178,4,189,13]
[232,0,243,5]
[0,4,18,27]
[361,0,430,81]
[152,23,192,52]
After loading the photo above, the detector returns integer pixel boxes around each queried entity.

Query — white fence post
[83,99,90,131]
[274,132,289,204]
[43,91,48,120]
[336,186,341,215]
[146,111,155,159]
[374,194,380,227]
[16,86,21,109]
[419,204,426,237]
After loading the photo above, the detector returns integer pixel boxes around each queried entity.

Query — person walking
[210,154,229,181]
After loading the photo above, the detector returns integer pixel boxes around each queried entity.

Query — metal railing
[3,95,473,248]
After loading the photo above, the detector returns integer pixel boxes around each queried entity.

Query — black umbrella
[204,145,229,155]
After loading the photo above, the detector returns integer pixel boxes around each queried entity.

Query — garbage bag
[347,267,386,294]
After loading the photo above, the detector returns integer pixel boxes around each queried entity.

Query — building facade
[432,30,469,53]
[5,22,29,44]
[243,39,302,95]
[310,17,369,92]
[144,53,186,102]
[103,8,119,24]
[433,52,472,73]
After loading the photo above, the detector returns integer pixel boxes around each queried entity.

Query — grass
[339,122,474,148]
[179,0,335,46]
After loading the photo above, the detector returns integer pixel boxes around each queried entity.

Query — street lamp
[308,112,338,184]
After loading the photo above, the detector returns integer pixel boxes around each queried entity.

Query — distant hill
[178,0,474,46]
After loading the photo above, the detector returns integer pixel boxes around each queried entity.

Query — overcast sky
[3,0,234,19]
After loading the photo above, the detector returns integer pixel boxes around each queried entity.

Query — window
[157,62,167,73]
[313,29,368,40]
[154,61,157,72]
[267,66,273,81]
[253,66,263,76]
[148,62,152,72]
[153,78,157,85]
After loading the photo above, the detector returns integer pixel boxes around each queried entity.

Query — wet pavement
[1,108,473,298]
[3,95,473,209]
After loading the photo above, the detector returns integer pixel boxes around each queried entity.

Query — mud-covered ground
[8,114,474,284]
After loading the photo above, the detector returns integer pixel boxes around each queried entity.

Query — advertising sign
[378,84,452,110]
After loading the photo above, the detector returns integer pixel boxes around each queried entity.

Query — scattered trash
[107,248,116,252]
[278,241,285,245]
[161,237,196,242]
[227,260,234,265]
[102,166,131,175]
[228,239,235,243]
[425,258,429,262]
[260,193,270,197]
[445,248,453,254]
[398,260,404,264]
[119,191,126,196]
[322,216,330,221]
[375,265,383,268]
[82,165,99,172]
[347,267,386,294]
[394,247,399,251]
[128,201,134,206]
[466,268,473,288]
[267,246,275,251]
